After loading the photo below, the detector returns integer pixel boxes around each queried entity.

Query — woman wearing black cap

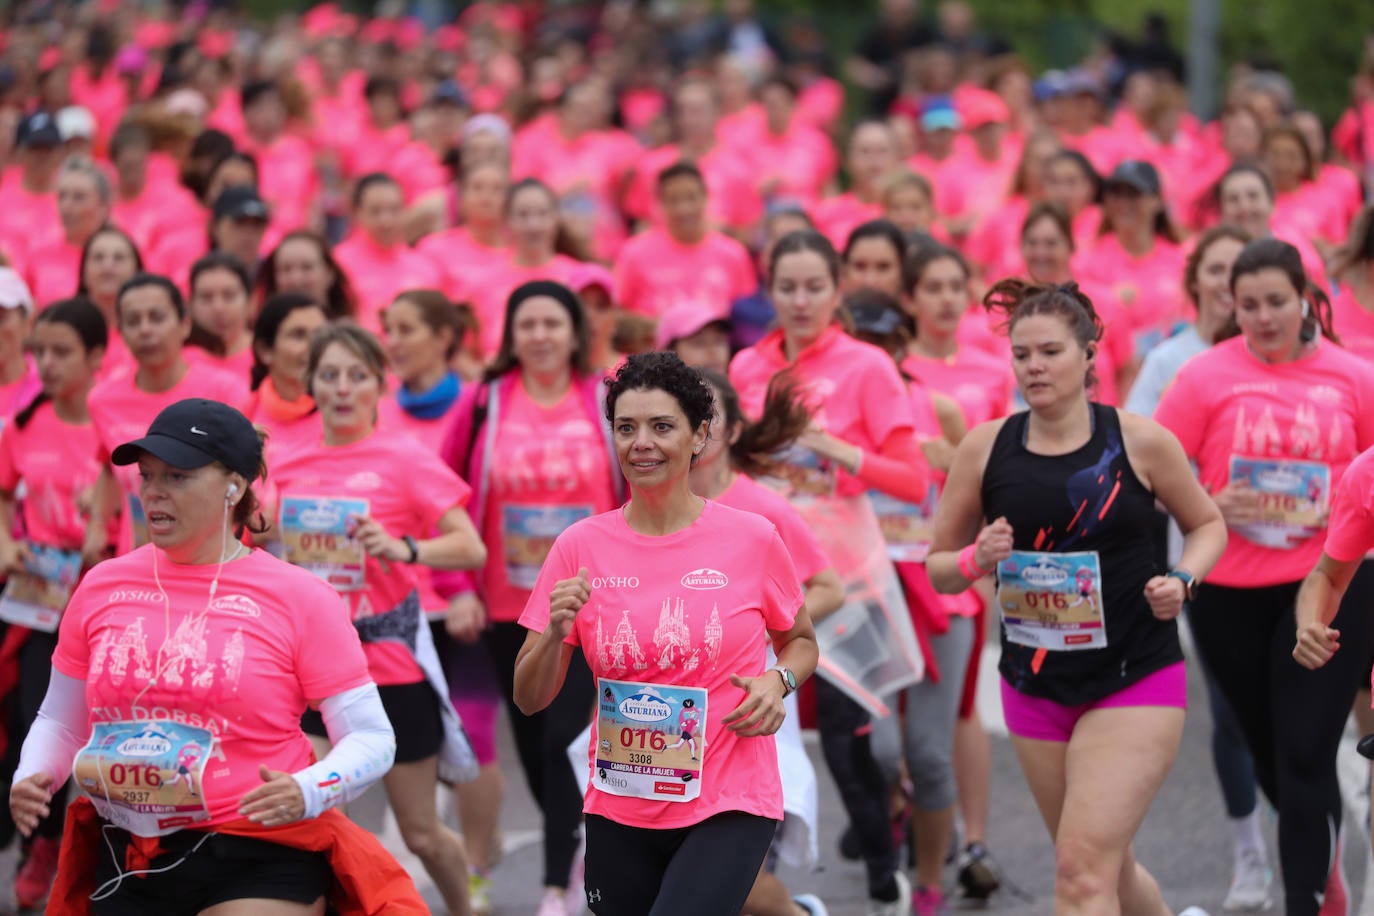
[8,398,425,915]
[438,279,621,916]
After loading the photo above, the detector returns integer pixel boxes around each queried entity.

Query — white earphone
[226,483,238,501]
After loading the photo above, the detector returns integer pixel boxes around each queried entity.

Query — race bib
[280,496,369,591]
[870,485,939,562]
[72,721,213,836]
[502,505,592,589]
[127,495,149,548]
[594,679,706,803]
[0,545,81,633]
[1228,457,1329,548]
[768,444,836,499]
[997,550,1105,651]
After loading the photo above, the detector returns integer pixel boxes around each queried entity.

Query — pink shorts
[1000,661,1187,742]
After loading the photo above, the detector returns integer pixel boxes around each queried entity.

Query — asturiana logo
[299,503,343,530]
[681,568,728,590]
[618,690,672,723]
[1021,559,1069,589]
[1255,467,1302,492]
[116,735,172,757]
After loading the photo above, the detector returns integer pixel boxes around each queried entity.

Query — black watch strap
[402,534,420,564]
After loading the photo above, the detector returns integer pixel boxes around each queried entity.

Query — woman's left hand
[239,765,307,826]
[1143,575,1186,620]
[722,672,787,737]
[349,515,406,563]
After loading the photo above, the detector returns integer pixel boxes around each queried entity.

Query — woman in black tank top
[926,279,1227,915]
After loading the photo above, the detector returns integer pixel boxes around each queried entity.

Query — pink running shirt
[0,401,102,549]
[1325,447,1374,564]
[332,234,443,335]
[613,228,755,318]
[53,547,372,829]
[519,500,802,829]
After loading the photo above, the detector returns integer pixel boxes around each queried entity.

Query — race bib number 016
[997,550,1105,651]
[1228,457,1329,548]
[280,496,369,591]
[594,679,706,803]
[72,721,213,836]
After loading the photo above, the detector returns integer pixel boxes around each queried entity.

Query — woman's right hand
[974,516,1014,571]
[1212,480,1262,528]
[445,593,487,643]
[10,773,54,838]
[545,567,590,642]
[1293,620,1341,670]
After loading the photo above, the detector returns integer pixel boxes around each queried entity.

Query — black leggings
[485,620,595,888]
[583,812,776,916]
[813,677,898,901]
[1188,564,1374,916]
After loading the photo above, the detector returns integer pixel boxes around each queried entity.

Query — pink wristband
[957,544,988,580]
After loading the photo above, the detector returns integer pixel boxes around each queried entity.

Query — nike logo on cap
[190,426,208,435]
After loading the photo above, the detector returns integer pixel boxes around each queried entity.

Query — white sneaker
[866,871,912,916]
[1179,908,1212,916]
[792,893,830,916]
[1223,847,1274,911]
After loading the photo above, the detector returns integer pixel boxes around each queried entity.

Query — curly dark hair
[605,351,714,433]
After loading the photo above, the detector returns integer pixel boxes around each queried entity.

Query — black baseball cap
[1104,160,1161,196]
[112,399,262,481]
[15,111,61,149]
[212,185,270,222]
[847,296,907,337]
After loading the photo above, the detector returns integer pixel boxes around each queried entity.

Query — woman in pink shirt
[0,270,40,423]
[24,156,111,309]
[1017,204,1129,403]
[842,219,907,299]
[274,324,486,916]
[1072,160,1188,361]
[612,162,756,319]
[332,174,442,334]
[380,289,466,451]
[1264,125,1347,250]
[964,130,1064,287]
[75,227,141,378]
[0,298,106,908]
[1329,205,1374,362]
[415,162,511,303]
[465,179,585,358]
[243,293,327,467]
[83,275,246,564]
[10,397,416,915]
[1214,163,1330,291]
[440,280,621,915]
[185,254,255,392]
[514,351,817,916]
[812,120,901,249]
[257,230,358,321]
[1155,239,1374,916]
[730,229,929,915]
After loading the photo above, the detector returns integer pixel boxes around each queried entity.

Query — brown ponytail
[698,369,814,479]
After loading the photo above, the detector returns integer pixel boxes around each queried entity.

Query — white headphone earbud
[1301,298,1312,319]
[226,483,238,501]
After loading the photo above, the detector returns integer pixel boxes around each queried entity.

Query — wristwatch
[1167,568,1199,601]
[770,666,797,697]
[401,534,420,564]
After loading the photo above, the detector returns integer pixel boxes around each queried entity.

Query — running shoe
[865,871,911,916]
[1222,846,1272,911]
[792,893,830,916]
[1178,908,1212,916]
[913,885,948,916]
[538,887,571,916]
[956,841,1001,900]
[14,836,60,911]
[468,870,492,916]
[1319,837,1348,916]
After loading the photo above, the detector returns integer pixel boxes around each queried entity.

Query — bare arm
[926,421,1006,593]
[513,568,587,715]
[1292,553,1363,669]
[802,567,845,622]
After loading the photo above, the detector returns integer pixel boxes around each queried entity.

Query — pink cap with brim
[960,88,1010,129]
[569,263,616,301]
[0,268,35,311]
[654,302,731,351]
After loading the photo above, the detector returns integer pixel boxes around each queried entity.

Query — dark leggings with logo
[583,811,776,915]
[485,620,595,889]
[1187,564,1374,916]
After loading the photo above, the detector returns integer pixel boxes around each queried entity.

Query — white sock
[1231,810,1266,863]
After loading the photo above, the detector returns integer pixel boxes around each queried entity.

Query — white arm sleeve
[13,671,90,788]
[291,683,396,819]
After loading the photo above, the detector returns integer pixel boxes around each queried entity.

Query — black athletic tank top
[981,403,1181,705]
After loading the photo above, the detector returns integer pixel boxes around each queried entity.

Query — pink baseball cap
[960,88,1010,129]
[569,263,616,301]
[0,268,34,311]
[655,302,732,350]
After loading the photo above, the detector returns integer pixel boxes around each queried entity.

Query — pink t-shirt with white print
[613,228,755,318]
